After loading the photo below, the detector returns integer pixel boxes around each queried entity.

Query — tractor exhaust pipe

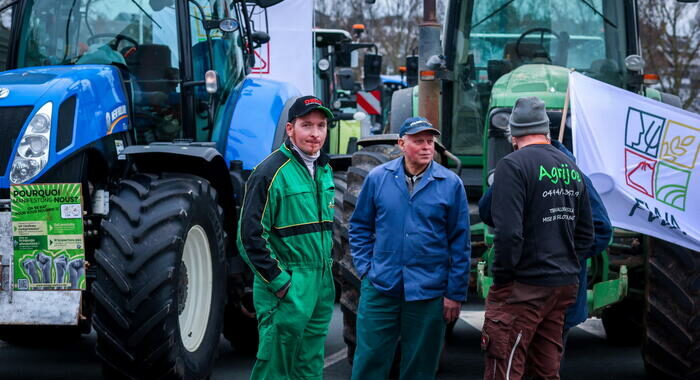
[418,0,441,130]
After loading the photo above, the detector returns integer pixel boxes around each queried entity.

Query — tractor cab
[443,0,636,179]
[3,0,246,146]
[313,27,384,156]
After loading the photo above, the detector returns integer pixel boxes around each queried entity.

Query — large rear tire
[642,238,700,379]
[332,171,348,303]
[93,173,226,379]
[335,143,402,363]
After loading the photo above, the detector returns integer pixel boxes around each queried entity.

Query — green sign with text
[10,183,85,291]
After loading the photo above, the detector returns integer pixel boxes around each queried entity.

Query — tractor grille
[0,106,34,175]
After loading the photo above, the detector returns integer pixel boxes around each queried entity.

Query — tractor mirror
[624,55,645,72]
[252,31,271,46]
[254,0,285,8]
[205,70,219,94]
[337,68,355,91]
[363,53,382,91]
[406,56,419,87]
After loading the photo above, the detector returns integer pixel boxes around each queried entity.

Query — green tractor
[333,0,700,378]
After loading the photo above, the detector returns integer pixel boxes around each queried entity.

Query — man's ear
[285,122,293,137]
[397,137,406,151]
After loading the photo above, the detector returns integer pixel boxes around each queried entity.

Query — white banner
[249,0,314,95]
[571,72,700,251]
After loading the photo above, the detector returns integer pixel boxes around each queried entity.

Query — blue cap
[399,117,441,137]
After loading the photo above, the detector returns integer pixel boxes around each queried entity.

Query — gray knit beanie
[509,96,550,137]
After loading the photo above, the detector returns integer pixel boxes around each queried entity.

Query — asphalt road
[0,297,647,380]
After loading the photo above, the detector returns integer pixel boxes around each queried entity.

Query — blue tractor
[0,0,299,378]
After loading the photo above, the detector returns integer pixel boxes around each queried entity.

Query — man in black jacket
[481,96,594,380]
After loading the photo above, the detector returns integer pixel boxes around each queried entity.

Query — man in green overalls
[237,95,336,380]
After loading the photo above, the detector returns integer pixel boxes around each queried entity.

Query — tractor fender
[223,77,300,171]
[122,143,236,249]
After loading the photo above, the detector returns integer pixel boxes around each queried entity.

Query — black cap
[288,96,334,123]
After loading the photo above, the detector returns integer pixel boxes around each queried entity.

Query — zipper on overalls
[314,163,328,273]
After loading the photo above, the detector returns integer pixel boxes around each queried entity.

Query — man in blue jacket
[349,117,471,380]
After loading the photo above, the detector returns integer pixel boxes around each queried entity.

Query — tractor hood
[490,64,569,110]
[0,65,130,187]
[0,65,125,107]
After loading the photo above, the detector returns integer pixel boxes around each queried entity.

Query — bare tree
[638,0,700,111]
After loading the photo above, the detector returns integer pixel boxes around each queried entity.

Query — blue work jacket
[349,157,471,302]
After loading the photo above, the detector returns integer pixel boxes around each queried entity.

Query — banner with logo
[10,183,86,290]
[571,72,700,251]
[249,0,313,95]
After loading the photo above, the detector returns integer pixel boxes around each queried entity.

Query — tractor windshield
[16,0,181,69]
[467,0,628,83]
[15,0,184,142]
[448,0,628,157]
[14,0,245,143]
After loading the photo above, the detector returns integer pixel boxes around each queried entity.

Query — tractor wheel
[601,298,643,346]
[93,173,226,380]
[332,171,347,302]
[642,238,700,379]
[335,143,402,364]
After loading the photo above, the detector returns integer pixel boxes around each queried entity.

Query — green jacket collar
[282,138,330,168]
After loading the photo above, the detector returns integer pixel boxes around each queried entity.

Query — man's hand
[443,297,461,323]
[275,282,291,299]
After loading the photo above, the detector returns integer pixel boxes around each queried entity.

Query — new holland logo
[0,88,9,99]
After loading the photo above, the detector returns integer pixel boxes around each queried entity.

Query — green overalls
[237,140,335,380]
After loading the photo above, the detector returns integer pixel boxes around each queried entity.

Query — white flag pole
[558,85,570,142]
[558,69,575,143]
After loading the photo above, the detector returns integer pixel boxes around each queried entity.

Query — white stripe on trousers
[506,331,523,380]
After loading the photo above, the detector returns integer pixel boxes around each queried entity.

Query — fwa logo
[624,107,700,211]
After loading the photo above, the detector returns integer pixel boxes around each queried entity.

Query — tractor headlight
[317,58,330,72]
[29,112,51,133]
[10,102,53,184]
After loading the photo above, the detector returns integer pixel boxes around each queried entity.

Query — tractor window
[15,0,184,143]
[188,0,245,142]
[468,0,627,77]
[450,0,628,156]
